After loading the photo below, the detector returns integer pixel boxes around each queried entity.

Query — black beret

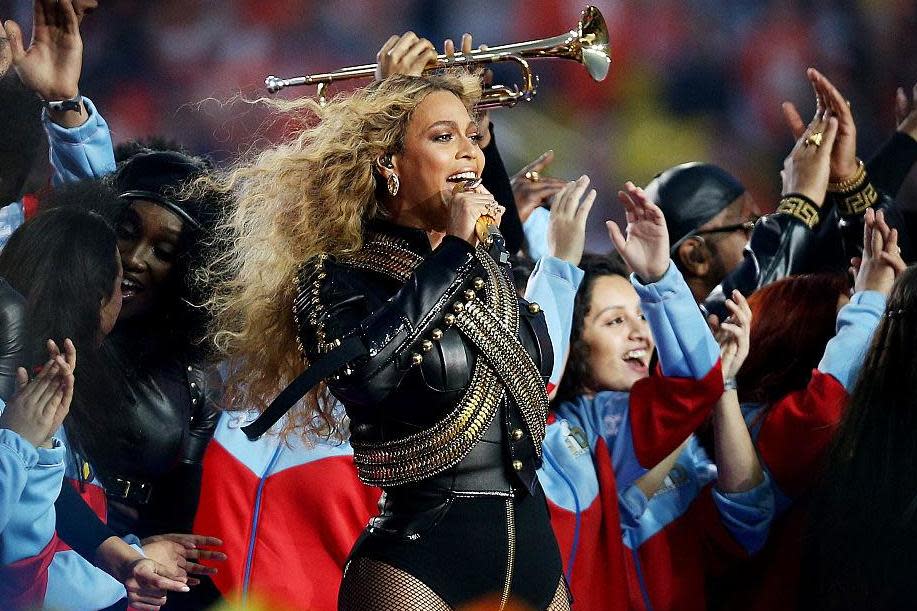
[114,150,214,232]
[643,162,746,248]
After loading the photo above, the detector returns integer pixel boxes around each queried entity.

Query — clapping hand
[782,68,859,182]
[606,181,670,283]
[852,208,905,296]
[0,339,75,448]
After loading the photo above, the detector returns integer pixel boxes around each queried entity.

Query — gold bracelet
[777,195,820,229]
[837,182,879,216]
[828,159,866,193]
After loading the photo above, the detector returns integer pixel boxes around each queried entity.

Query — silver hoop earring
[387,174,400,197]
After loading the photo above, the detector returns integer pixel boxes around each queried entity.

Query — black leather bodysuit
[295,221,568,610]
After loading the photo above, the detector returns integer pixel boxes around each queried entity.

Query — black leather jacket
[295,221,553,495]
[705,132,917,318]
[0,278,26,401]
[94,337,221,536]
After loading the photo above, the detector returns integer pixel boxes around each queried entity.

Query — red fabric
[0,532,57,609]
[712,371,849,610]
[755,370,847,498]
[625,486,750,611]
[193,441,379,610]
[547,436,631,611]
[21,193,39,219]
[630,361,724,467]
[712,506,808,611]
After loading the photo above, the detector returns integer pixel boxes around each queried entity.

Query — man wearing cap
[644,162,814,319]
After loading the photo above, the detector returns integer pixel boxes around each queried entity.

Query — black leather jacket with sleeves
[295,220,553,494]
[0,278,26,402]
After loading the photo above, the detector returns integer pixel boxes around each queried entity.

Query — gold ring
[524,170,541,182]
[804,131,824,148]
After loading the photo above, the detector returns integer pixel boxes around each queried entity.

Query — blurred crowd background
[2,0,915,249]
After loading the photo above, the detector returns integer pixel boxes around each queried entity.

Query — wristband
[43,92,83,113]
[724,378,737,391]
[776,193,820,229]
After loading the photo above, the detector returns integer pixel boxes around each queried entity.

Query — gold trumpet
[264,5,611,109]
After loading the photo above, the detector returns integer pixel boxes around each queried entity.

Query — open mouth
[446,171,479,184]
[622,348,649,374]
[121,277,144,299]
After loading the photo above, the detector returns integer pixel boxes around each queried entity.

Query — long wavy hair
[200,71,482,437]
[803,266,917,610]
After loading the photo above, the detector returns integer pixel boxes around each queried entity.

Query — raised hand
[374,32,437,81]
[895,82,917,142]
[852,208,905,296]
[4,0,83,101]
[780,108,839,206]
[782,69,858,181]
[709,290,752,382]
[606,181,670,283]
[0,340,75,448]
[547,175,596,266]
[511,151,569,223]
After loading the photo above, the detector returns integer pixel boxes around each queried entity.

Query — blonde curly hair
[201,70,483,439]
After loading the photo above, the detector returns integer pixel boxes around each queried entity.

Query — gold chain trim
[776,195,820,229]
[352,244,510,486]
[339,232,421,283]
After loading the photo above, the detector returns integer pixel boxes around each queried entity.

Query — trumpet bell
[579,5,611,81]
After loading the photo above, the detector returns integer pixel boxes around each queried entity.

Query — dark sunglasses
[692,218,758,237]
[669,217,759,254]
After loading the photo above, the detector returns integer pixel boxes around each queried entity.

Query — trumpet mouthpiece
[265,75,284,93]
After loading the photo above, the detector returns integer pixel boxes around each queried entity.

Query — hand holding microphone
[446,179,505,246]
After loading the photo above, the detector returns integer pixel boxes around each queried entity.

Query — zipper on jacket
[499,497,517,610]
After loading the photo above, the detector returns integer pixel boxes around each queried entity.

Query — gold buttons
[421,340,433,352]
[431,328,443,340]
[464,289,476,301]
[473,277,485,290]
[443,314,456,326]
[411,353,423,366]
[512,460,524,471]
[453,302,464,313]
[511,428,524,441]
[527,302,541,314]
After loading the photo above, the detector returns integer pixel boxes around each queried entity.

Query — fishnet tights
[339,558,572,610]
[339,557,451,611]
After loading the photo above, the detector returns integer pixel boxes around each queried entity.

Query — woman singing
[207,71,570,609]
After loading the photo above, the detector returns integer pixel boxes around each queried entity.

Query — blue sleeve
[631,263,720,379]
[524,256,584,389]
[43,97,117,186]
[522,207,550,261]
[818,290,885,390]
[0,202,26,250]
[0,429,65,564]
[0,427,33,533]
[713,470,775,555]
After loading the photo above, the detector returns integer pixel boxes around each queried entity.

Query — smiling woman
[206,70,570,609]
